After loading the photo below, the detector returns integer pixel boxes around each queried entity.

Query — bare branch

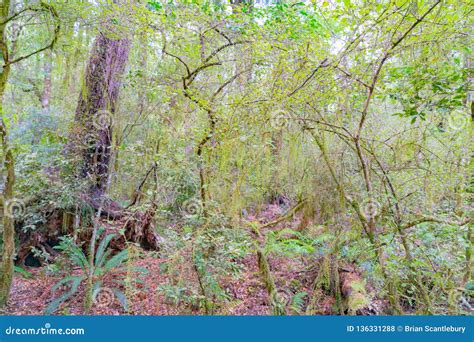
[4,2,61,67]
[287,58,329,97]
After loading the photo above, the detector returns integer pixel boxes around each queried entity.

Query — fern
[94,234,116,269]
[45,275,85,314]
[289,291,307,314]
[14,266,33,279]
[46,234,141,314]
[102,250,129,273]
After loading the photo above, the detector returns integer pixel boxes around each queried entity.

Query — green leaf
[113,289,129,311]
[14,266,33,279]
[148,0,163,10]
[55,238,89,272]
[102,250,129,273]
[95,233,116,269]
[290,292,307,313]
[45,276,85,314]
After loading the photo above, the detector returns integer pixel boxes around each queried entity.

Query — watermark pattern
[327,103,337,112]
[93,109,114,131]
[269,109,291,130]
[447,110,469,131]
[4,198,26,218]
[93,287,115,308]
[5,323,85,336]
[181,198,203,217]
[274,289,292,307]
[360,198,381,220]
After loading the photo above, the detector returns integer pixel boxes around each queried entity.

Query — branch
[211,67,252,102]
[126,162,158,209]
[0,6,41,26]
[287,58,329,97]
[333,65,370,89]
[161,30,191,76]
[356,0,441,137]
[186,62,222,85]
[400,216,472,230]
[4,2,60,67]
[213,27,232,44]
[202,40,250,65]
[259,199,307,229]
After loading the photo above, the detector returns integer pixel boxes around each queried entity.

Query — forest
[0,0,472,316]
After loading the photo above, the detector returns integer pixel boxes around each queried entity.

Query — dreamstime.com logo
[270,109,292,130]
[93,287,116,308]
[93,109,114,130]
[3,198,26,218]
[4,323,85,336]
[360,198,381,220]
[181,198,203,217]
[447,110,470,131]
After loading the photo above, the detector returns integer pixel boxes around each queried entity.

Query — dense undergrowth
[0,0,472,315]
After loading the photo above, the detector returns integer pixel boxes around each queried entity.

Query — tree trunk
[74,31,131,197]
[0,115,15,308]
[0,0,15,308]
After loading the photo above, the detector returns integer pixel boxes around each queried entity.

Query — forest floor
[1,205,385,316]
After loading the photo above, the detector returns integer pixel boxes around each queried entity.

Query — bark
[0,0,14,308]
[74,31,131,196]
[0,1,59,293]
[251,225,286,315]
[256,247,286,315]
[0,119,14,307]
[464,53,473,284]
[0,116,15,307]
[26,49,52,144]
[67,14,162,251]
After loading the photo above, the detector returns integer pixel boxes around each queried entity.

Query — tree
[73,18,131,198]
[0,0,59,307]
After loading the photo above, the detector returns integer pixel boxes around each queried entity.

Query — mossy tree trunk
[0,0,15,308]
[74,29,131,198]
[0,0,59,307]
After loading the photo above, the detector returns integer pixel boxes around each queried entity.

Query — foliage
[158,216,251,313]
[0,0,471,315]
[45,234,146,314]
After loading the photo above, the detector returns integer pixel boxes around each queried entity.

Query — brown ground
[1,204,383,316]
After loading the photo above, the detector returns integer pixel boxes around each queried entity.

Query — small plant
[14,266,33,279]
[157,221,250,314]
[289,291,307,314]
[45,233,146,314]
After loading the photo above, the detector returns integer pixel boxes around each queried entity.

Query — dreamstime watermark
[3,198,26,218]
[93,109,114,131]
[327,103,337,112]
[447,110,470,131]
[274,289,292,307]
[93,287,115,308]
[181,198,203,217]
[4,323,85,336]
[269,109,292,130]
[360,198,381,220]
